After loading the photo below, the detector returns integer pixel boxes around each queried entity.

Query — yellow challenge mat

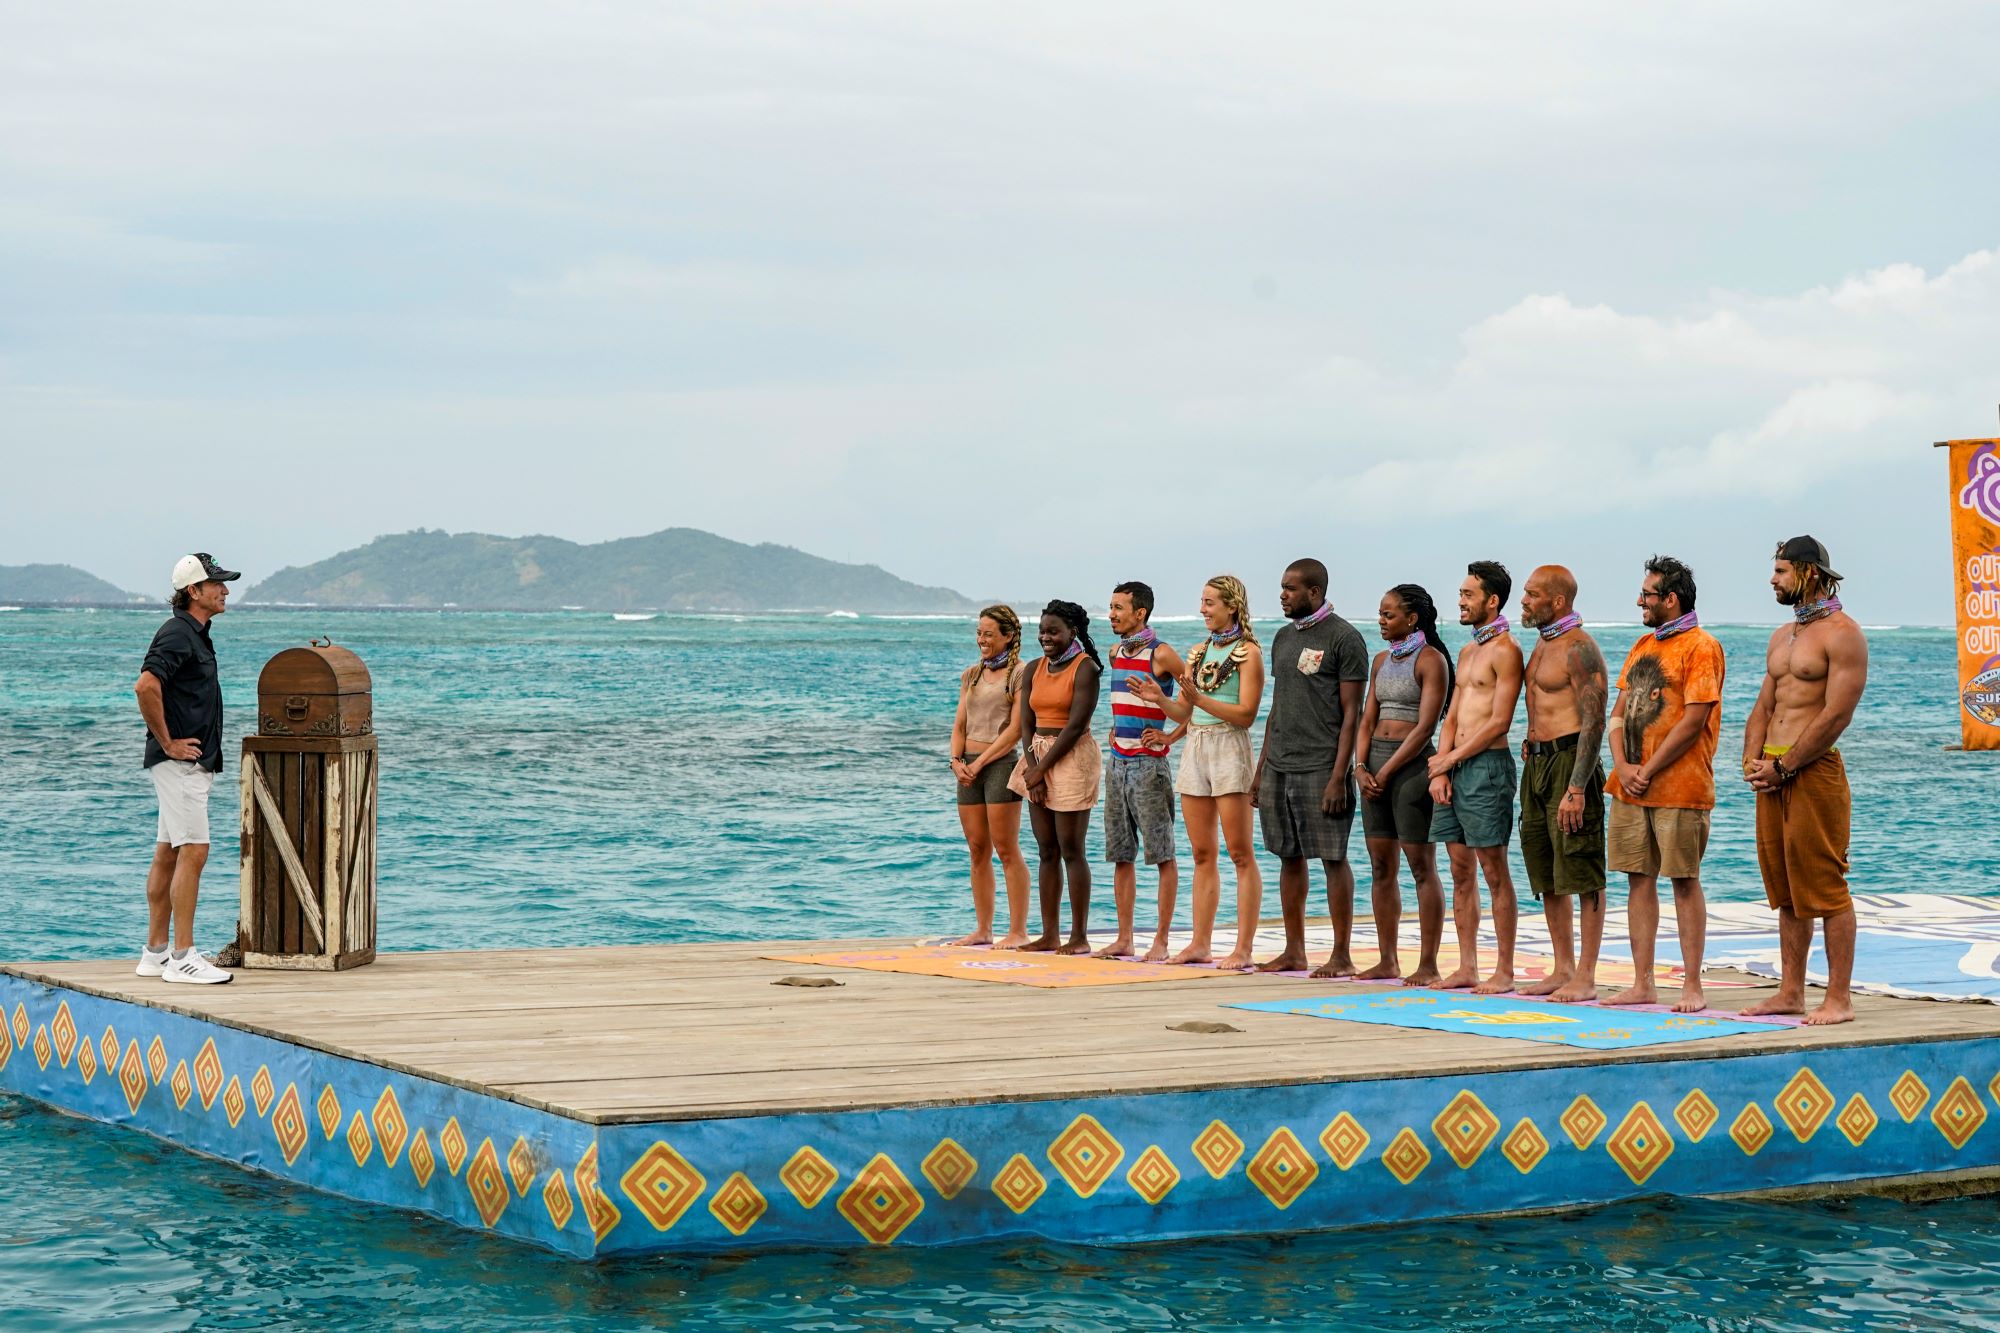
[763,945,1246,987]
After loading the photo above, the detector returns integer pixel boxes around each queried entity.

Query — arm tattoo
[1567,638,1608,789]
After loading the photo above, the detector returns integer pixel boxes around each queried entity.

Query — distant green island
[0,564,146,605]
[242,528,979,614]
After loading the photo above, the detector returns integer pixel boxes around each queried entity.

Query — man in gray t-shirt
[1252,558,1370,974]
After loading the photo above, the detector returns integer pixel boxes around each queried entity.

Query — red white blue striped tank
[1109,642,1172,758]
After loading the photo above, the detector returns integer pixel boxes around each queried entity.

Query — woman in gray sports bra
[1355,584,1455,986]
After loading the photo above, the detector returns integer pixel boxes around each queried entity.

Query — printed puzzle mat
[765,944,1242,987]
[1227,990,1793,1049]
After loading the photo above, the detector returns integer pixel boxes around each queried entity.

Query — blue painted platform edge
[5,973,1999,1259]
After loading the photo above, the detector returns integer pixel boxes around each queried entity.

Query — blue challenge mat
[1227,992,1790,1049]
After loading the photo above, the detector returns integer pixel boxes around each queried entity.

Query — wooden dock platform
[6,939,2000,1258]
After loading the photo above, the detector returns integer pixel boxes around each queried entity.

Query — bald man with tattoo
[1516,565,1609,1003]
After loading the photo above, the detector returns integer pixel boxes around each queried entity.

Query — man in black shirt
[133,552,240,985]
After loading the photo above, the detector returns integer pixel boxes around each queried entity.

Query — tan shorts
[1176,725,1254,798]
[1607,799,1710,879]
[1007,733,1102,812]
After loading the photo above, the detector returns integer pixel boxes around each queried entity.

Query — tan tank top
[963,665,1014,747]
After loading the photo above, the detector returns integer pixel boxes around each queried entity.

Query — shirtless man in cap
[1428,561,1525,994]
[1516,565,1608,1003]
[1742,536,1868,1026]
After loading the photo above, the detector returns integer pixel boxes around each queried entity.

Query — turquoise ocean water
[3,608,1998,1330]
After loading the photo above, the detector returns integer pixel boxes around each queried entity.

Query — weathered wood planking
[10,939,1997,1125]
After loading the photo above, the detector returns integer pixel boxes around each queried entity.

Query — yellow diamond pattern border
[52,1001,77,1068]
[1560,1095,1607,1150]
[708,1171,767,1237]
[119,1040,147,1115]
[992,1153,1048,1215]
[1126,1145,1180,1205]
[193,1038,223,1110]
[1774,1067,1836,1143]
[467,1138,510,1228]
[147,1036,168,1086]
[1502,1118,1548,1174]
[576,1142,621,1243]
[780,1146,839,1209]
[272,1083,309,1167]
[1605,1102,1674,1186]
[1246,1127,1318,1210]
[170,1060,191,1110]
[316,1085,342,1140]
[77,1037,97,1086]
[836,1154,924,1244]
[1320,1112,1370,1171]
[1674,1089,1719,1143]
[1432,1090,1501,1170]
[346,1111,373,1168]
[545,1169,576,1231]
[1048,1113,1124,1199]
[1382,1127,1430,1185]
[1731,1102,1774,1157]
[1933,1076,1987,1150]
[1890,1071,1930,1123]
[1191,1120,1245,1179]
[508,1137,537,1197]
[222,1075,246,1127]
[922,1139,977,1201]
[441,1117,468,1177]
[372,1088,409,1168]
[1836,1093,1878,1147]
[252,1065,275,1118]
[620,1140,706,1233]
[410,1129,437,1189]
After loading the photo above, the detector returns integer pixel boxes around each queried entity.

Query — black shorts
[1360,737,1435,844]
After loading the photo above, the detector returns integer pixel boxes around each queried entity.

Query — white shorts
[1175,725,1256,798]
[151,761,216,847]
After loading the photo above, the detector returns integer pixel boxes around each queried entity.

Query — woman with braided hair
[1129,575,1265,969]
[1354,583,1453,985]
[1007,600,1103,953]
[949,605,1031,947]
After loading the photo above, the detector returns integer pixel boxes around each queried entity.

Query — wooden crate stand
[239,736,377,970]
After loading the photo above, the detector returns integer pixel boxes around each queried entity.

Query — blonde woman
[1129,575,1265,968]
[950,605,1031,946]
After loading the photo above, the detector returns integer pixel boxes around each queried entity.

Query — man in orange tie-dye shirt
[1603,555,1725,1014]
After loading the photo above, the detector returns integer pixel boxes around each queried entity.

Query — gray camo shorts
[1104,752,1177,865]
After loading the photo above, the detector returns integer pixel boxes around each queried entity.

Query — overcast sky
[4,2,1996,621]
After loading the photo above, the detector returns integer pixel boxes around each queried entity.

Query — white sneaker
[136,946,171,978]
[160,949,233,985]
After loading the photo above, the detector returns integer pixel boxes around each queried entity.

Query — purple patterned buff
[982,649,1011,669]
[1292,601,1336,630]
[1472,615,1510,646]
[1050,638,1084,665]
[1388,633,1425,659]
[1654,611,1700,641]
[1794,596,1843,627]
[1209,624,1245,646]
[1537,613,1583,641]
[1118,625,1158,654]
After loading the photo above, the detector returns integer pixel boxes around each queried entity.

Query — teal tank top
[1189,639,1248,723]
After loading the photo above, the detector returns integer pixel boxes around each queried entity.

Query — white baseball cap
[171,552,242,591]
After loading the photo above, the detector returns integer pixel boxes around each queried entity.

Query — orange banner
[1947,438,2000,750]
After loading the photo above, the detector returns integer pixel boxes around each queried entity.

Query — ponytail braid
[1392,583,1455,710]
[1042,599,1102,672]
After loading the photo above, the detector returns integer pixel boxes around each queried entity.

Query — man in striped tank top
[1095,581,1187,962]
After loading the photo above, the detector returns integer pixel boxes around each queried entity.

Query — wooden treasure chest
[258,641,373,738]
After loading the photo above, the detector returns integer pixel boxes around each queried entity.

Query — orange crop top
[1031,658,1080,730]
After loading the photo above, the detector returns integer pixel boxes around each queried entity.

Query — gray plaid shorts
[1104,752,1177,865]
[1258,765,1356,863]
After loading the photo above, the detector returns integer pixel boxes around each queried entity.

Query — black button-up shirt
[142,610,224,773]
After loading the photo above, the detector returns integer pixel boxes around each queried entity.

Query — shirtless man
[1095,581,1187,962]
[1427,561,1525,994]
[1516,565,1609,1003]
[1742,537,1868,1026]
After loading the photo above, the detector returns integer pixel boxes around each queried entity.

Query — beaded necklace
[1472,615,1510,646]
[1388,632,1425,660]
[1793,596,1842,628]
[1537,612,1582,641]
[1653,610,1700,641]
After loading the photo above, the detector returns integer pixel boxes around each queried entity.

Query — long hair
[1204,574,1257,645]
[1391,583,1455,710]
[171,587,192,612]
[1041,599,1102,671]
[964,604,1024,697]
[1796,563,1841,605]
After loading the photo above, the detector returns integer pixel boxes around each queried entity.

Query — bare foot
[994,932,1031,949]
[1256,952,1308,973]
[1405,963,1442,988]
[1017,935,1059,953]
[1670,986,1707,1014]
[1055,937,1091,956]
[1519,972,1568,997]
[1215,950,1255,971]
[1549,979,1597,1003]
[1740,992,1805,1017]
[951,931,994,947]
[1170,943,1213,965]
[1803,997,1854,1026]
[1355,957,1401,981]
[1434,966,1478,990]
[1093,939,1133,959]
[1311,954,1357,979]
[1143,938,1171,963]
[1601,984,1657,1007]
[1473,970,1515,996]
